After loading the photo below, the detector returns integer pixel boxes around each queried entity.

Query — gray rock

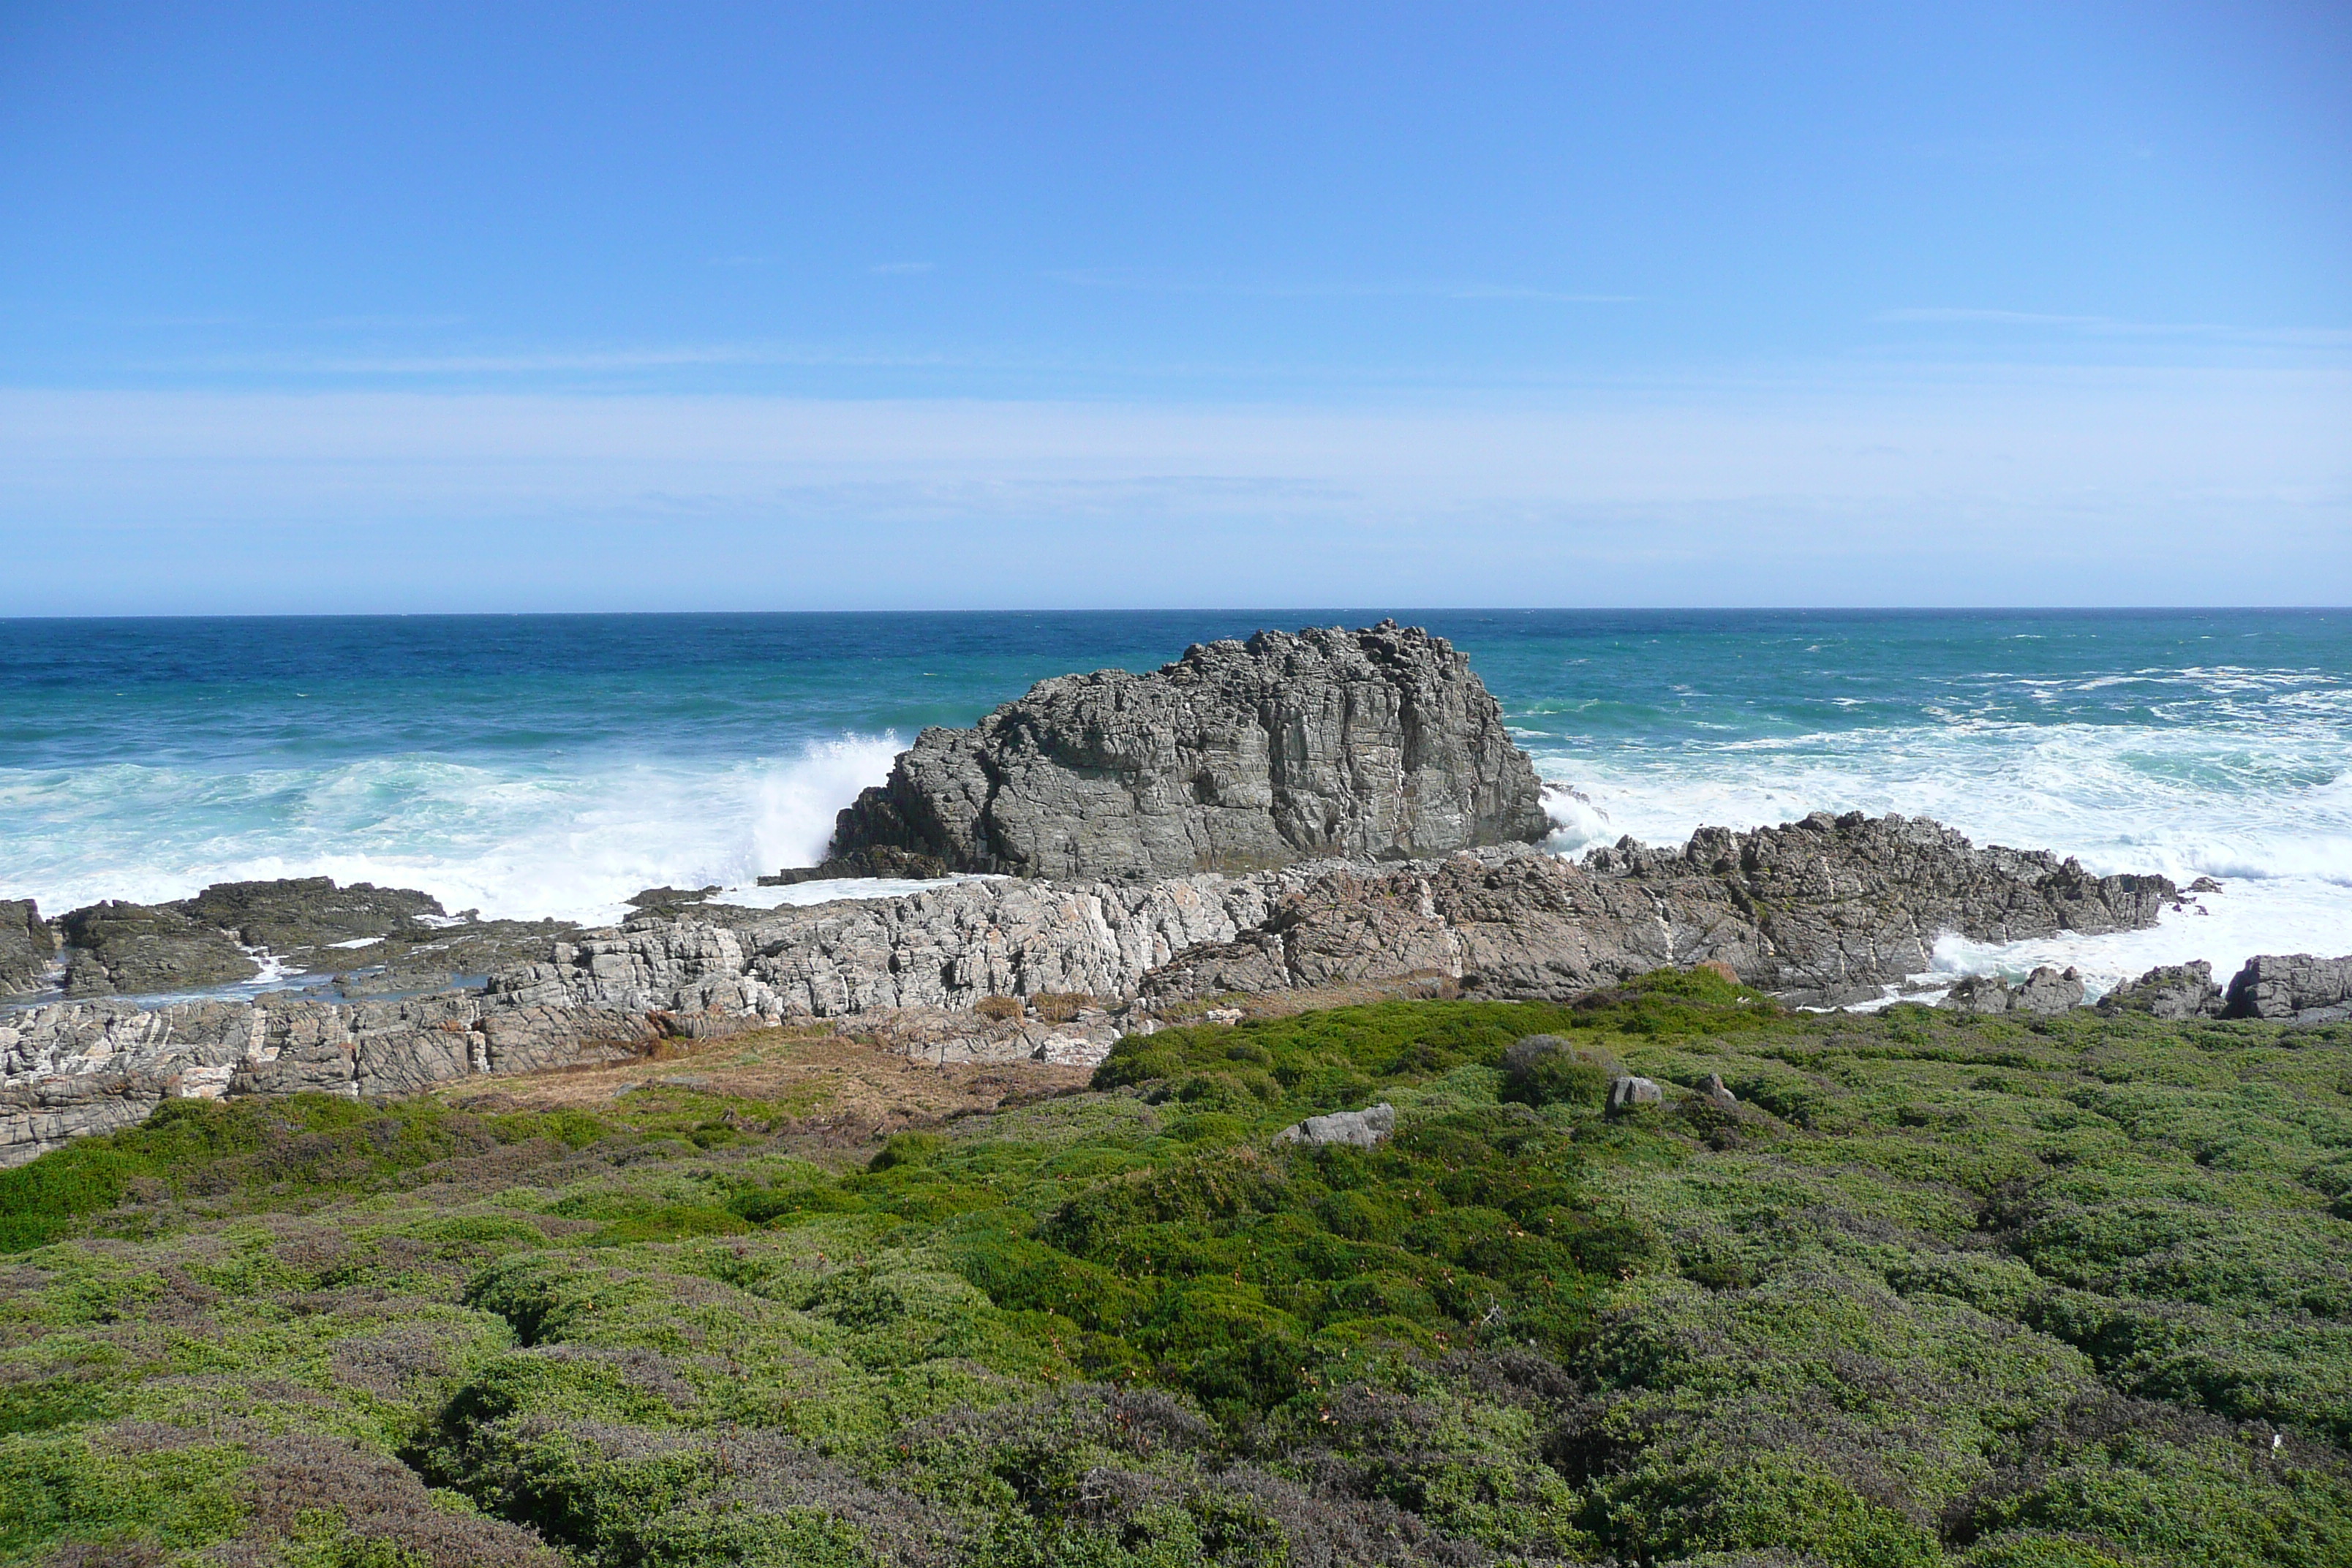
[0,799,2179,1164]
[1941,974,2017,1014]
[1627,813,2171,1008]
[1274,1103,1395,1147]
[57,901,260,996]
[2100,960,2224,1020]
[0,900,56,995]
[1695,1072,1739,1110]
[2016,965,2086,1014]
[1940,965,2084,1017]
[1145,814,2168,1010]
[1608,1076,1663,1112]
[829,621,1550,881]
[2223,954,2352,1025]
[0,991,650,1165]
[171,877,445,952]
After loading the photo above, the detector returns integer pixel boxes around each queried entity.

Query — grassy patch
[1,981,2349,1564]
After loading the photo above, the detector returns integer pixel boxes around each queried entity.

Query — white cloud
[1044,270,1637,304]
[1877,308,2352,347]
[0,366,2343,611]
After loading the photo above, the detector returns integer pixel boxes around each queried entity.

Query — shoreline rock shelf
[0,808,2238,1167]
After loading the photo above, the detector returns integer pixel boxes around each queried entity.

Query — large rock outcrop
[828,622,1550,880]
[172,876,448,952]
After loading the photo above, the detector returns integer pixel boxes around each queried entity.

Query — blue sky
[1,1,2346,610]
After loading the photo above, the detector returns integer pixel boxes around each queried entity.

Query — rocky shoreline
[6,621,2345,1166]
[9,815,2343,1167]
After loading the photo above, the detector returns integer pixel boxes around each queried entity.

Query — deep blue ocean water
[3,609,2347,994]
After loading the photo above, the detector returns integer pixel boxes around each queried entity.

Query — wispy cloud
[309,313,469,331]
[178,342,970,375]
[1044,270,1637,304]
[868,261,936,276]
[1878,307,2352,347]
[2,368,2342,611]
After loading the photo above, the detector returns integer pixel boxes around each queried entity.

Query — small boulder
[2016,965,2085,1015]
[1695,1073,1739,1111]
[1274,1103,1396,1148]
[1607,1076,1664,1114]
[2187,876,2223,894]
[1940,975,2016,1015]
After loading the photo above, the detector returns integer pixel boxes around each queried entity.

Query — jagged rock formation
[2223,954,2352,1025]
[59,900,260,996]
[1650,815,2174,1004]
[1142,813,2173,1009]
[1939,965,2085,1017]
[0,900,53,995]
[829,622,1550,880]
[486,873,1286,1019]
[0,810,2195,1164]
[174,876,448,951]
[2100,960,2225,1019]
[31,878,576,1003]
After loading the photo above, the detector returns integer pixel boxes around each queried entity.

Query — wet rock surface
[173,875,447,952]
[829,621,1550,880]
[0,900,54,995]
[58,900,261,996]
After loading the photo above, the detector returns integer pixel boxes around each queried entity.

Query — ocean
[3,609,2346,997]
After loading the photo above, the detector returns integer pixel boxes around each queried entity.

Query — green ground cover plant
[2,968,2350,1564]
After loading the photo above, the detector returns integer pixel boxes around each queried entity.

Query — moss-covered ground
[4,970,2351,1565]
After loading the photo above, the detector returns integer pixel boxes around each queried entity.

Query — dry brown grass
[440,1025,1091,1158]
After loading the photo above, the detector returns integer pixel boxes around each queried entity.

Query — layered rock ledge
[827,620,1550,880]
[4,808,2201,1166]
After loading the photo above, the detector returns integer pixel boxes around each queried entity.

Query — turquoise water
[3,610,2346,992]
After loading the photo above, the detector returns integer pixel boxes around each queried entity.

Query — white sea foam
[0,734,906,927]
[5,651,2347,1001]
[1531,712,2352,991]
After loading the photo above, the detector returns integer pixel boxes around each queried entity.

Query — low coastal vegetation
[3,971,2350,1565]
